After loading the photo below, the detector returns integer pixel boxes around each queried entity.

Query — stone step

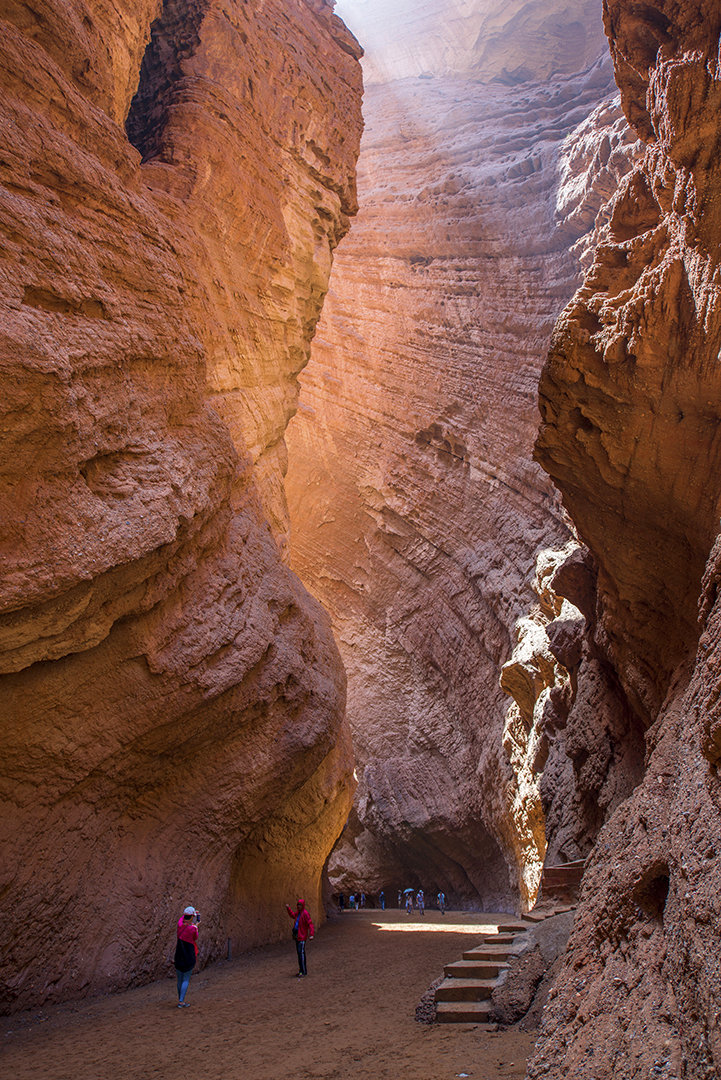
[542,860,585,878]
[497,923,528,934]
[543,867,584,878]
[435,977,496,1002]
[480,933,516,945]
[461,947,516,962]
[436,1001,493,1024]
[444,959,508,979]
[539,861,585,904]
[522,903,576,923]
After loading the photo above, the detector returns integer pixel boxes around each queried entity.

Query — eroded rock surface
[0,0,362,1011]
[536,0,721,726]
[529,1,721,1075]
[501,542,645,870]
[286,0,617,906]
[490,911,575,1028]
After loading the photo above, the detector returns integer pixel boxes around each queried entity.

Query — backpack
[174,937,196,972]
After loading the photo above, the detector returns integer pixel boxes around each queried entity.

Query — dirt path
[0,909,536,1079]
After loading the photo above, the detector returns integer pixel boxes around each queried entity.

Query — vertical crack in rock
[501,539,646,902]
[126,0,212,160]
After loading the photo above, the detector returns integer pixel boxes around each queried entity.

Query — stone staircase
[520,899,576,924]
[537,859,585,904]
[434,901,578,1024]
[434,924,527,1025]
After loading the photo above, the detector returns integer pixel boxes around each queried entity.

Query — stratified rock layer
[0,0,362,1011]
[286,0,615,907]
[529,1,721,1075]
[349,0,607,87]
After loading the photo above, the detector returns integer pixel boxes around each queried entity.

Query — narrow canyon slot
[2,1,721,1079]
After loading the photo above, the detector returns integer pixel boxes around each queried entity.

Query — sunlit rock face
[529,1,721,1075]
[501,539,646,871]
[345,0,607,86]
[285,0,619,907]
[0,0,362,1011]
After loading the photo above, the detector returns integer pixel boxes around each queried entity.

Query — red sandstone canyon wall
[528,1,721,1075]
[0,0,362,1011]
[285,0,622,907]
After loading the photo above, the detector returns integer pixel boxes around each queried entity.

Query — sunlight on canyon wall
[286,0,626,909]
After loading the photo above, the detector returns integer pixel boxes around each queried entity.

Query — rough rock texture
[501,541,646,867]
[0,0,362,1011]
[528,1,721,1076]
[490,911,575,1027]
[286,0,618,907]
[537,0,721,727]
[555,96,642,271]
[529,596,721,1078]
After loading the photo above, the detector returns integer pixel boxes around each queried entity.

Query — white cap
[183,906,196,916]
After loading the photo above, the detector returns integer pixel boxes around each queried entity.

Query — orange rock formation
[0,0,362,1011]
[286,0,619,907]
[529,0,721,1074]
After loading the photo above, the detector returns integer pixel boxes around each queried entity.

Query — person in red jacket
[286,898,315,978]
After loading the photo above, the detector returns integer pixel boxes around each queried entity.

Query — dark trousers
[296,939,307,975]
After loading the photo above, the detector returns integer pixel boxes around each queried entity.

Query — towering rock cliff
[528,1,721,1075]
[285,0,620,906]
[0,0,362,1011]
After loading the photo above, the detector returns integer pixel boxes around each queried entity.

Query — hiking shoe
[178,1002,192,1007]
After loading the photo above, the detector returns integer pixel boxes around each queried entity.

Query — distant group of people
[174,897,316,1007]
[343,891,367,909]
[335,887,449,915]
[336,889,384,911]
[399,889,447,914]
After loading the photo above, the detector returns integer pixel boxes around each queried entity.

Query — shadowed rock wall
[285,0,618,907]
[0,0,362,1011]
[528,1,721,1075]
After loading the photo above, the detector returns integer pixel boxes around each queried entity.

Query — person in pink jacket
[174,906,200,1007]
[286,898,315,978]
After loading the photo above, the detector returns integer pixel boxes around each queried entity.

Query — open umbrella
[403,888,414,894]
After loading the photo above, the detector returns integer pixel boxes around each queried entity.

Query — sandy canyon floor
[0,910,535,1079]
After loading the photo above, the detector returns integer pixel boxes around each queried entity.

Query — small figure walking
[417,889,425,916]
[405,892,413,915]
[338,892,345,913]
[379,890,385,910]
[360,892,366,908]
[174,905,200,1008]
[437,890,446,914]
[286,898,315,978]
[397,890,402,909]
